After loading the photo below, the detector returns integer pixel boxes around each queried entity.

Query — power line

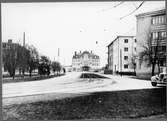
[97,2,124,13]
[120,1,145,20]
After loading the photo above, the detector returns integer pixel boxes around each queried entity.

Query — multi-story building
[136,8,166,77]
[72,51,100,71]
[107,36,137,74]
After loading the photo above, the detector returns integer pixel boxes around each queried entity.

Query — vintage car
[151,72,167,86]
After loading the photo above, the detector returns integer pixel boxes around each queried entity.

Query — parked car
[151,72,167,86]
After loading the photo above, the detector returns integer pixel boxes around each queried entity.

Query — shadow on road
[3,87,166,120]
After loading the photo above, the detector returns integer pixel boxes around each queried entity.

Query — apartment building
[107,36,137,74]
[136,8,166,76]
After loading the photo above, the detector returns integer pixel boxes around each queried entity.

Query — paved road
[3,72,157,98]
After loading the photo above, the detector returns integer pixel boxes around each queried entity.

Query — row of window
[124,39,137,43]
[123,47,136,52]
[151,46,166,52]
[151,15,166,25]
[73,59,99,62]
[152,31,167,39]
[73,64,99,66]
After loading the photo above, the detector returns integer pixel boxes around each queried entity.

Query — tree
[51,61,61,75]
[17,45,30,77]
[139,31,164,76]
[3,44,20,79]
[129,54,137,75]
[38,56,51,76]
[26,45,39,77]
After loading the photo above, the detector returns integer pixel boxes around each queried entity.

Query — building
[136,8,166,77]
[107,36,137,74]
[72,51,100,71]
[64,65,73,72]
[2,39,20,73]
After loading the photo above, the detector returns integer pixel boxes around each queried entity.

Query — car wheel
[151,82,157,87]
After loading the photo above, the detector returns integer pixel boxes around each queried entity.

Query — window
[135,39,137,43]
[152,16,166,25]
[124,56,128,60]
[152,32,158,39]
[134,47,137,51]
[124,64,128,69]
[124,47,128,52]
[124,39,128,43]
[162,46,166,52]
[3,44,6,48]
[160,31,166,38]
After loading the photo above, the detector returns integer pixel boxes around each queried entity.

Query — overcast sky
[2,1,165,67]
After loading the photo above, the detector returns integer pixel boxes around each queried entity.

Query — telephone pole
[57,48,60,62]
[23,32,25,47]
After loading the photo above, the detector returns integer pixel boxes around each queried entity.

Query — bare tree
[139,30,163,76]
[129,54,137,75]
[3,44,20,79]
[26,45,39,77]
[17,45,30,78]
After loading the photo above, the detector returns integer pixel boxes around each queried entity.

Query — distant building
[64,65,73,72]
[72,51,100,71]
[2,39,20,73]
[136,8,166,77]
[107,36,137,74]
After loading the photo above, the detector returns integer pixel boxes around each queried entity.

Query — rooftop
[136,8,166,18]
[107,35,135,47]
[72,51,99,59]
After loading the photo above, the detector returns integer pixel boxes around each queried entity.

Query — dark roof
[73,51,99,59]
[136,8,165,18]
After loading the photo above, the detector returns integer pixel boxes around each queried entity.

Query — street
[3,72,157,99]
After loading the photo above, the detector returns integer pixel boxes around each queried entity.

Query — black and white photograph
[1,0,167,120]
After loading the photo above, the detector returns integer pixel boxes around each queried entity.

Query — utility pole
[23,32,25,47]
[57,48,60,62]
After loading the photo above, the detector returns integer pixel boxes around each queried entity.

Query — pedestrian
[63,68,66,74]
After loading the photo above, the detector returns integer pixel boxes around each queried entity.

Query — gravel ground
[3,87,166,120]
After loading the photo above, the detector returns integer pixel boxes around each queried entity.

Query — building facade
[107,36,137,74]
[136,8,166,77]
[72,51,100,71]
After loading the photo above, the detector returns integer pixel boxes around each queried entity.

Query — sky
[1,1,165,67]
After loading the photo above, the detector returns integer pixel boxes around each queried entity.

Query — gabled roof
[107,35,135,47]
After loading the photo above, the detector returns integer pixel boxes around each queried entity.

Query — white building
[107,36,137,74]
[136,8,166,77]
[72,51,100,71]
[64,65,73,72]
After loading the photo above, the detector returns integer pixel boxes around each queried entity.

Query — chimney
[75,51,77,56]
[23,32,25,47]
[80,50,81,53]
[91,50,92,53]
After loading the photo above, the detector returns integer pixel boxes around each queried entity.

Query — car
[151,72,167,86]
